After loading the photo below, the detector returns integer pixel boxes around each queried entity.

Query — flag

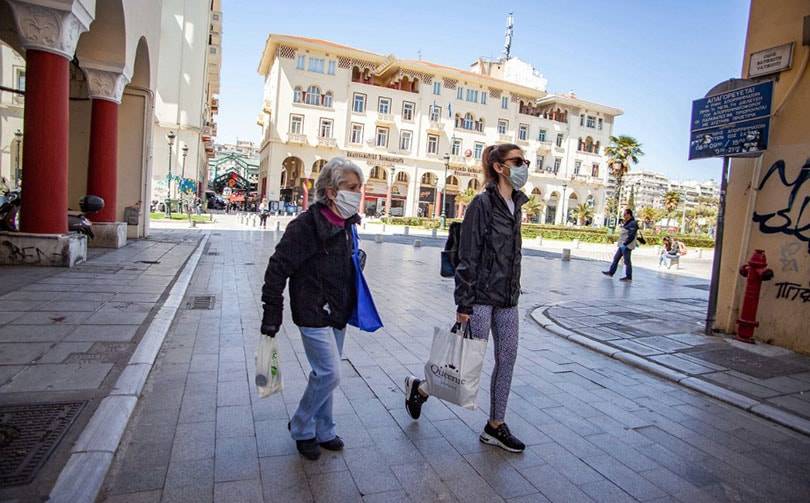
[448,102,452,118]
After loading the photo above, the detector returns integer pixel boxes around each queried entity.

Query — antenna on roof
[503,12,514,60]
[417,49,422,61]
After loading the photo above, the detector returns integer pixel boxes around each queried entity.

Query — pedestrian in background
[260,157,364,461]
[405,143,529,453]
[603,208,638,281]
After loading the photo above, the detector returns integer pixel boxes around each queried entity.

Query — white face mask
[507,164,529,189]
[333,190,362,218]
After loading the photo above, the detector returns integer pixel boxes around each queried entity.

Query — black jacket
[454,184,529,314]
[261,203,359,333]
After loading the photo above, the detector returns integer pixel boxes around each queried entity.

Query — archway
[311,159,326,178]
[363,165,389,217]
[280,156,305,207]
[567,192,579,224]
[546,191,559,224]
[468,178,481,191]
[390,171,409,216]
[444,175,460,218]
[419,172,438,218]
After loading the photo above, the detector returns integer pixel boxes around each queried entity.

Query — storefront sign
[451,165,482,177]
[688,80,773,160]
[345,151,404,165]
[365,180,388,195]
[748,43,793,78]
[419,187,435,203]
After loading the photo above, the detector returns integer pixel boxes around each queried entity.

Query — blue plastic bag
[347,225,383,332]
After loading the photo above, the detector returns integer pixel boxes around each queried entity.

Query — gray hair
[314,157,365,204]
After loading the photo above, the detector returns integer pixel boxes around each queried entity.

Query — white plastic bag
[423,323,487,410]
[255,334,283,398]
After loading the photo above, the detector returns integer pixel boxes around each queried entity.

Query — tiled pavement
[540,298,810,426]
[99,229,810,503]
[0,232,201,502]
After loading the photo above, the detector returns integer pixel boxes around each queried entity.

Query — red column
[20,50,69,234]
[302,180,309,210]
[359,184,366,215]
[434,188,442,218]
[86,99,119,222]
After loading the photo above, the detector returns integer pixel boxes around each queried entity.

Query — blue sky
[216,0,750,182]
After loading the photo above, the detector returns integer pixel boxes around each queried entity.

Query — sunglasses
[502,157,531,168]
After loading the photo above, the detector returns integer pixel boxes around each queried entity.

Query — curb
[48,233,210,503]
[530,305,810,437]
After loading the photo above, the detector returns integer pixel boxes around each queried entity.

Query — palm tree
[638,206,658,229]
[663,191,681,215]
[573,203,594,226]
[523,195,545,223]
[604,135,644,222]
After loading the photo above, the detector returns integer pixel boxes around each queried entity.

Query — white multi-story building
[151,0,222,203]
[623,170,670,208]
[256,34,622,224]
[0,41,25,189]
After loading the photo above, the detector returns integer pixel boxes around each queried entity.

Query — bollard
[209,213,213,222]
[561,248,571,261]
[190,220,196,228]
[252,215,258,227]
[275,221,281,232]
[362,222,367,230]
[573,239,580,249]
[431,229,437,238]
[698,248,703,258]
[375,234,384,243]
[382,224,386,233]
[538,235,543,246]
[404,226,409,236]
[413,239,422,248]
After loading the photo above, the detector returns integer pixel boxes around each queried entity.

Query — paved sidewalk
[100,229,810,503]
[0,231,201,502]
[535,297,810,432]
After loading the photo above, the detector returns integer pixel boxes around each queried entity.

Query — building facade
[715,0,810,353]
[150,0,221,205]
[620,170,719,210]
[256,35,622,223]
[0,41,25,189]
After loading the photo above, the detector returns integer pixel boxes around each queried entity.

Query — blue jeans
[608,246,633,278]
[290,326,345,442]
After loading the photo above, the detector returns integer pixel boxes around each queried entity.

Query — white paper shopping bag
[423,323,487,410]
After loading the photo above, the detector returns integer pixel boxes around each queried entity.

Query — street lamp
[561,182,568,225]
[441,153,450,229]
[166,130,176,216]
[13,129,22,188]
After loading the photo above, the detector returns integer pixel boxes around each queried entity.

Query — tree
[604,197,618,218]
[663,190,681,215]
[523,195,545,223]
[573,203,593,226]
[638,206,659,229]
[456,188,477,217]
[604,135,644,219]
[627,186,636,211]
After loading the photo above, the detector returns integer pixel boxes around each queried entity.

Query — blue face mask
[507,164,529,189]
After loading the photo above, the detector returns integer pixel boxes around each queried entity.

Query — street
[95,227,810,503]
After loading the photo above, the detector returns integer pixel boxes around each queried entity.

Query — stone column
[8,1,91,234]
[82,65,129,223]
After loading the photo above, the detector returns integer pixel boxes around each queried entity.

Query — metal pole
[15,134,22,187]
[440,158,448,229]
[705,156,729,335]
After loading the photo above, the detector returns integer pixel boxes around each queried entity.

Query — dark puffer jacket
[454,184,529,314]
[261,203,360,333]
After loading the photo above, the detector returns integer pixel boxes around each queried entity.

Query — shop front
[363,179,388,217]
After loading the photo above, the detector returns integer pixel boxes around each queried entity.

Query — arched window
[351,66,361,82]
[475,118,484,132]
[306,85,321,105]
[585,136,594,153]
[370,166,386,180]
[464,113,473,130]
[293,86,303,103]
[396,172,409,183]
[468,178,481,191]
[446,175,459,186]
[322,91,333,108]
[421,173,436,185]
[455,114,463,129]
[312,159,326,176]
[532,187,542,196]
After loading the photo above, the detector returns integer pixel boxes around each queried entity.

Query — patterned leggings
[471,304,520,422]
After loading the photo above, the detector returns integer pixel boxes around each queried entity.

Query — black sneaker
[601,271,613,277]
[319,436,344,451]
[295,438,321,460]
[619,277,632,282]
[480,423,526,453]
[404,376,428,420]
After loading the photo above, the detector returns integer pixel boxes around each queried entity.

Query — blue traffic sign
[688,81,773,160]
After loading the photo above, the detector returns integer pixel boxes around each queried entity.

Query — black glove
[260,324,278,337]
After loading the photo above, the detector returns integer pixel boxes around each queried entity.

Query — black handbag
[440,250,456,277]
[637,232,647,245]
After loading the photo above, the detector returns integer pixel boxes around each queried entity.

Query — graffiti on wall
[752,159,810,253]
[1,240,63,265]
[774,281,810,303]
[779,242,802,272]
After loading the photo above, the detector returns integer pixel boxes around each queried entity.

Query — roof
[258,34,546,97]
[258,34,623,116]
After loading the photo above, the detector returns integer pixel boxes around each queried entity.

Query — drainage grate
[599,322,653,337]
[207,252,219,256]
[660,297,707,307]
[72,264,123,275]
[136,260,161,265]
[609,311,654,321]
[0,402,86,486]
[685,284,711,291]
[188,295,215,310]
[687,348,810,379]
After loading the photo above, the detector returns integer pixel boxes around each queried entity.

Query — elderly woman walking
[260,157,364,461]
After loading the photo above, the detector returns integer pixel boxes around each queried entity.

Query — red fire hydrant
[736,249,774,343]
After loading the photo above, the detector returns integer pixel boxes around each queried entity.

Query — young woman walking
[405,143,529,453]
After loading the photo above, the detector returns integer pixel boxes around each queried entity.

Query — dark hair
[482,143,522,184]
[624,208,634,217]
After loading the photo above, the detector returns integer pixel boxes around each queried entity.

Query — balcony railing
[288,133,308,144]
[516,137,530,146]
[498,134,513,143]
[376,113,394,124]
[318,137,337,148]
[427,121,443,132]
